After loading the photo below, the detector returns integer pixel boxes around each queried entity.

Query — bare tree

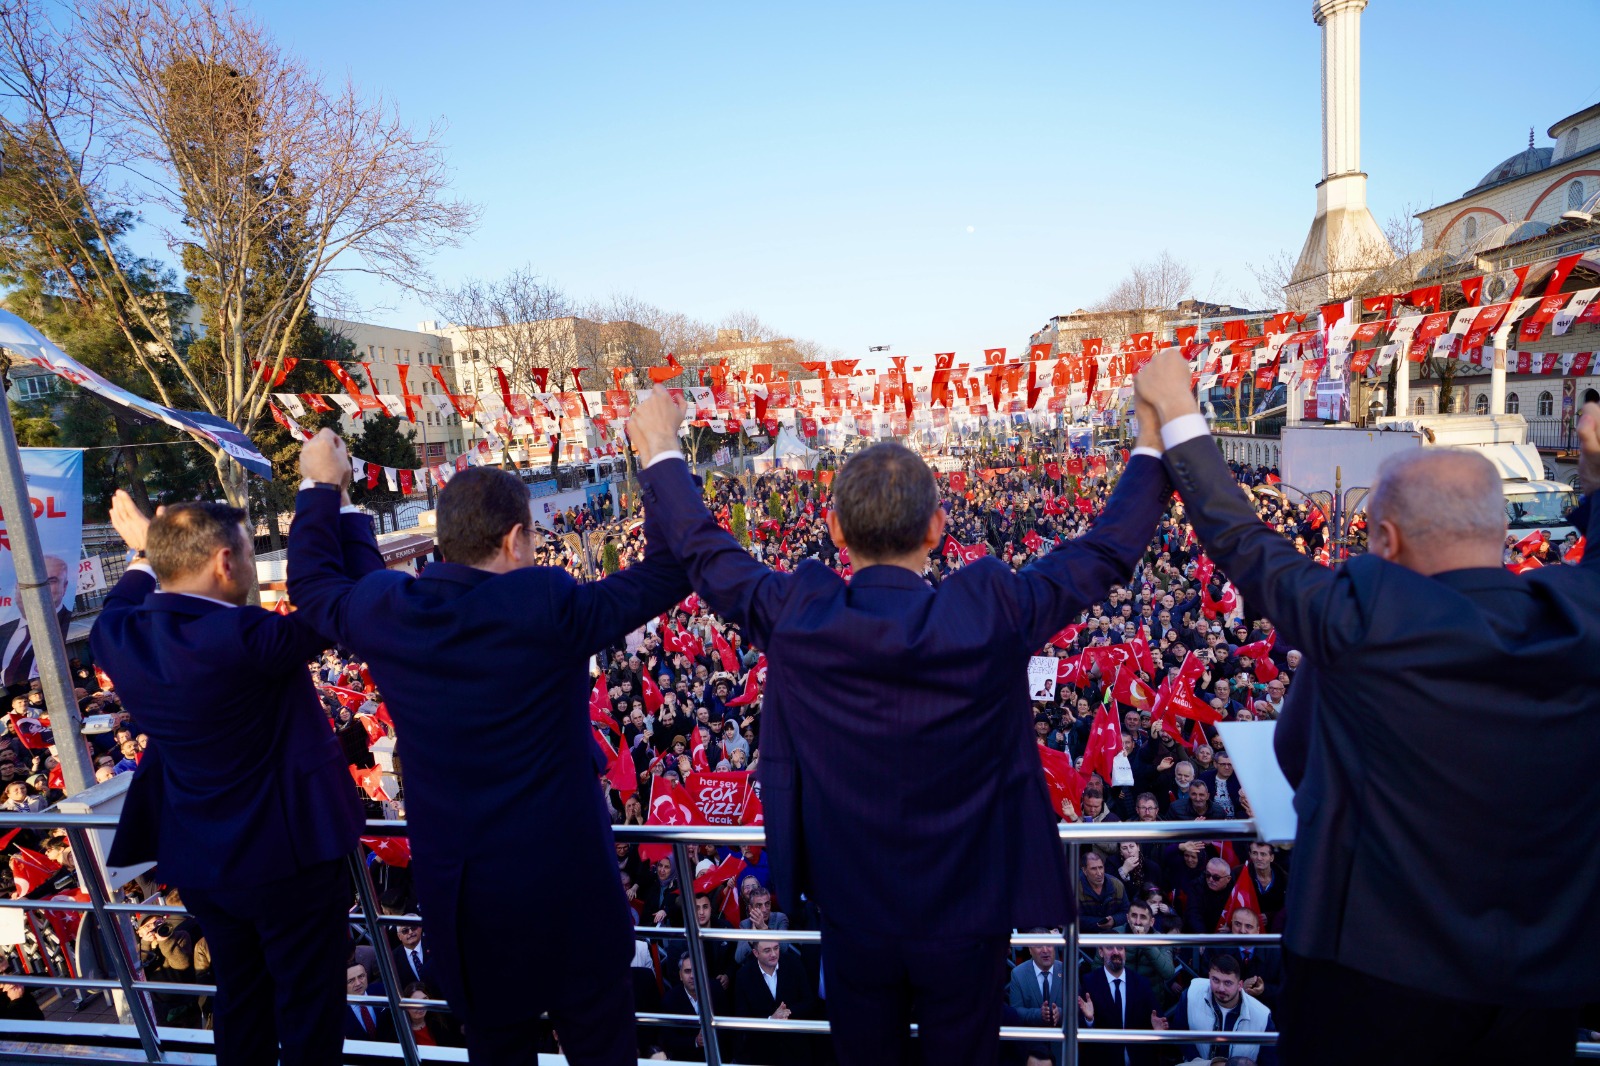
[433,267,589,394]
[0,0,477,506]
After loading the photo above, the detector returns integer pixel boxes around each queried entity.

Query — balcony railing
[0,812,1591,1065]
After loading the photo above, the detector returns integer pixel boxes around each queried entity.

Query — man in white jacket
[1167,955,1277,1064]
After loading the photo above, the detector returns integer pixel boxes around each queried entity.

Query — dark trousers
[462,969,637,1066]
[821,918,1009,1066]
[1280,950,1578,1066]
[180,858,351,1066]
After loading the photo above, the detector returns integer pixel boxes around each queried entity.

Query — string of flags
[258,252,1596,486]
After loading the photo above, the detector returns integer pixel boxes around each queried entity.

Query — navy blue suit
[1164,434,1600,1063]
[637,454,1171,1066]
[287,486,689,1066]
[93,563,364,1066]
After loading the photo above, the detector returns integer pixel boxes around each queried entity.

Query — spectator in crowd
[94,491,361,1066]
[1139,352,1600,1063]
[1165,954,1277,1064]
[1077,850,1128,934]
[1077,944,1165,1066]
[342,957,389,1043]
[1006,932,1066,1065]
[733,885,791,966]
[662,953,726,1062]
[732,940,813,1066]
[1123,899,1180,1009]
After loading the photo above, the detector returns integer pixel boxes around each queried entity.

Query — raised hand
[109,490,152,553]
[300,428,352,491]
[1134,348,1201,423]
[626,386,688,466]
[1150,1010,1169,1030]
[1077,992,1094,1023]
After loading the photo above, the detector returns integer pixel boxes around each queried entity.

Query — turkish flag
[948,471,967,493]
[397,468,415,495]
[1511,529,1550,556]
[1048,623,1085,650]
[1236,631,1276,662]
[1153,674,1221,727]
[9,847,61,895]
[595,727,638,796]
[692,853,744,896]
[725,656,767,707]
[1564,537,1586,564]
[649,351,686,384]
[641,775,699,862]
[712,631,738,673]
[1057,655,1089,688]
[1028,343,1053,361]
[1201,581,1239,619]
[689,725,710,773]
[1023,529,1044,554]
[361,836,412,868]
[640,671,664,714]
[1082,338,1103,358]
[1080,707,1124,785]
[984,348,1007,366]
[1037,743,1087,817]
[350,765,391,802]
[1219,865,1263,931]
[1111,668,1155,713]
[9,716,48,751]
[1460,276,1483,307]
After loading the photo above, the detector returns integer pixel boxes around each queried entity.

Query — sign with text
[0,450,84,688]
[687,770,751,825]
[1027,656,1057,702]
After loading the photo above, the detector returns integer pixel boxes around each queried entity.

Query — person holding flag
[287,430,691,1066]
[626,386,1172,1066]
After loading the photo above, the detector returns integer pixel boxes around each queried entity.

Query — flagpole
[0,348,94,796]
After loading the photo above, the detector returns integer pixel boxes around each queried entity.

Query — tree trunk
[214,451,250,511]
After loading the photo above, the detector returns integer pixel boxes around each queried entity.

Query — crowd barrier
[0,812,1592,1065]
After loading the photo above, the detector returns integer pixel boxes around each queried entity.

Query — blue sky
[260,0,1596,359]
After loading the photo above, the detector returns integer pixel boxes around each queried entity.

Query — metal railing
[0,812,1592,1064]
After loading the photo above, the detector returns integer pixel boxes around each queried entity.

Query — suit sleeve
[1163,435,1365,663]
[1579,494,1599,571]
[1010,454,1171,651]
[1007,969,1045,1023]
[89,569,157,663]
[636,458,790,649]
[558,486,694,653]
[286,486,364,647]
[339,511,386,578]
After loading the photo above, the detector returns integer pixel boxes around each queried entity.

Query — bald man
[1136,349,1600,1066]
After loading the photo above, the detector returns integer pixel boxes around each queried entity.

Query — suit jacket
[638,455,1170,936]
[1006,958,1065,1024]
[731,955,814,1066]
[1078,965,1160,1066]
[1164,434,1600,1006]
[92,568,363,888]
[0,603,72,690]
[342,1003,389,1042]
[660,980,727,1061]
[286,486,689,1024]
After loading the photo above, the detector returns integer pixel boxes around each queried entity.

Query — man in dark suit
[1077,946,1164,1066]
[341,958,390,1043]
[287,430,690,1066]
[93,491,363,1066]
[627,388,1171,1066]
[731,940,814,1066]
[0,554,74,691]
[1005,937,1066,1065]
[1135,350,1600,1064]
[660,951,727,1062]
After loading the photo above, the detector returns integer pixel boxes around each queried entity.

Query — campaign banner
[0,450,83,688]
[1027,656,1058,702]
[686,770,751,825]
[0,310,272,479]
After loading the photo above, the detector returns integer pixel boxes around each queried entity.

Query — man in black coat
[1136,351,1600,1064]
[1076,946,1165,1066]
[731,940,814,1066]
[629,389,1171,1066]
[660,952,727,1062]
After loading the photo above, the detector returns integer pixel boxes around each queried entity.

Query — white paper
[1026,656,1057,702]
[1215,721,1298,844]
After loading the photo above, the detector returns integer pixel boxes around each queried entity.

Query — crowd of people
[1,406,1592,1064]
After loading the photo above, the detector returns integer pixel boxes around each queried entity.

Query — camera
[154,922,171,939]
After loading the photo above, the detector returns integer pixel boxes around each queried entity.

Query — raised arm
[1136,351,1362,663]
[560,496,693,652]
[286,430,363,648]
[1012,453,1171,651]
[628,389,791,647]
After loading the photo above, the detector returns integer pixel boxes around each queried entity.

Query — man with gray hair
[1135,349,1600,1064]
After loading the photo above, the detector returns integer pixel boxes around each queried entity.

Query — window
[1449,391,1465,414]
[1570,180,1587,211]
[1412,396,1427,415]
[1475,393,1489,415]
[1462,216,1478,244]
[14,375,55,400]
[1507,392,1520,414]
[1538,391,1554,417]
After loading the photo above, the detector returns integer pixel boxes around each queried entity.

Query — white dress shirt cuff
[1160,413,1210,450]
[127,561,156,578]
[644,451,686,469]
[1129,446,1162,461]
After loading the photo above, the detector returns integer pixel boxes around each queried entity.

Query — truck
[1278,414,1580,546]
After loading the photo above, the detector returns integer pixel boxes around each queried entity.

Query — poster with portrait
[0,450,84,689]
[1027,656,1057,703]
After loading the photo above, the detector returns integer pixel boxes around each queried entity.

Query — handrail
[0,810,1588,1065]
